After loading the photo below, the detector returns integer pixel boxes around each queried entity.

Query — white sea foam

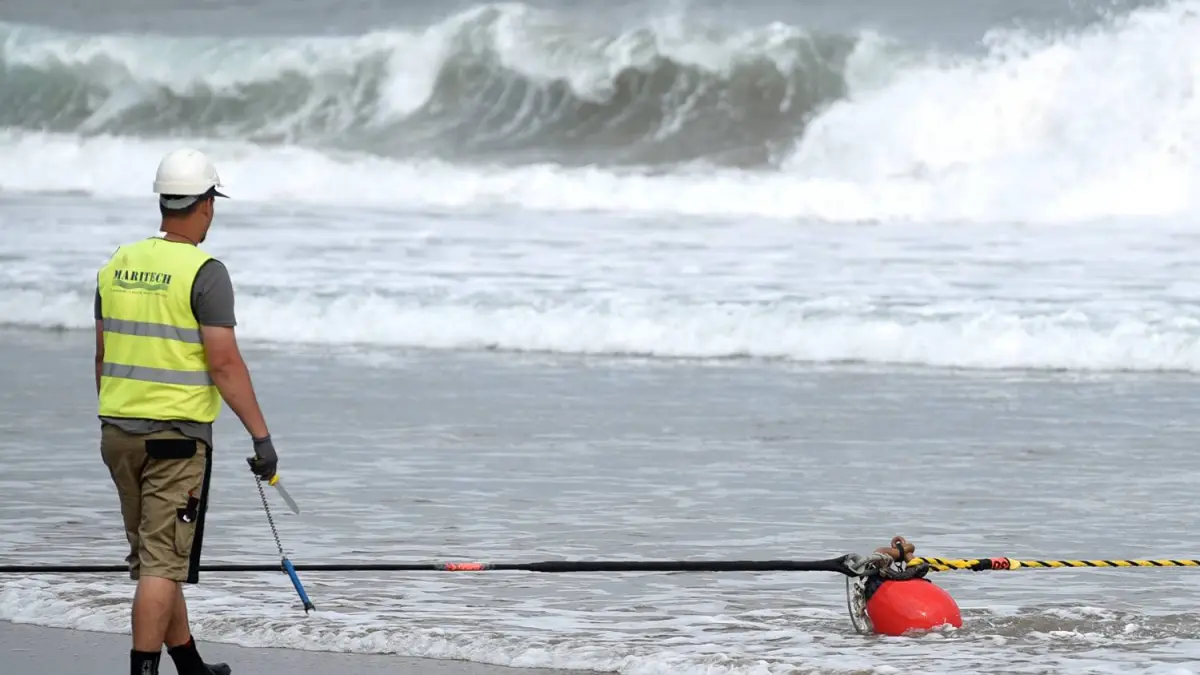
[5,577,1198,675]
[5,286,1200,372]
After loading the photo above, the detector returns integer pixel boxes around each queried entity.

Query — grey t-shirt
[96,257,237,449]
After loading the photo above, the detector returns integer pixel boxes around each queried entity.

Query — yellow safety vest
[96,237,222,423]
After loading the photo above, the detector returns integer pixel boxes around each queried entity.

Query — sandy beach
[0,621,608,674]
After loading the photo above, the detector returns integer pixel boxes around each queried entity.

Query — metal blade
[270,476,301,515]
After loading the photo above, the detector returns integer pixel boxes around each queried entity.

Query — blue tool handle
[282,557,316,613]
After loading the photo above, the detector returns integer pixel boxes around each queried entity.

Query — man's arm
[201,325,270,439]
[193,260,270,439]
[94,289,103,395]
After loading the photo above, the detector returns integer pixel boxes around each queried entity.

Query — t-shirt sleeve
[191,259,237,327]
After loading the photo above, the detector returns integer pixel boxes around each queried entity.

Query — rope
[912,557,1200,572]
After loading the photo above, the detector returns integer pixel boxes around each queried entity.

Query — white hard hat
[153,148,228,209]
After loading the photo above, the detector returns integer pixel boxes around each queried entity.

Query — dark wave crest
[0,5,873,167]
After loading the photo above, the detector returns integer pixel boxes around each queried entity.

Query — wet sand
[0,621,610,674]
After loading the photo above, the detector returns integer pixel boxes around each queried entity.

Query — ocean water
[3,0,1200,672]
[5,332,1200,675]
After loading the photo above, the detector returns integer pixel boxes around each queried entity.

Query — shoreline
[0,621,613,675]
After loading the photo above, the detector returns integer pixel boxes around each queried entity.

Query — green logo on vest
[113,269,172,292]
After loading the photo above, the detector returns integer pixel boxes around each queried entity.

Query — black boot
[167,636,231,675]
[131,649,161,675]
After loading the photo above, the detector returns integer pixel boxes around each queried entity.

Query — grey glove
[246,435,278,481]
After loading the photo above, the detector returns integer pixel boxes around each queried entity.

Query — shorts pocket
[173,492,201,556]
[146,438,197,460]
[173,513,196,558]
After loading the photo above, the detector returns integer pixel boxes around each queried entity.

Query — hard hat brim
[159,185,230,210]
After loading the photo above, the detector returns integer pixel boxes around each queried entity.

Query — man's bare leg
[132,576,177,651]
[164,583,192,647]
[160,584,231,675]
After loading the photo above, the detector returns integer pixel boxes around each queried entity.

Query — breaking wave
[0,4,873,167]
[0,0,1197,223]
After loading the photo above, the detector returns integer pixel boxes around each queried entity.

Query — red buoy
[865,579,962,636]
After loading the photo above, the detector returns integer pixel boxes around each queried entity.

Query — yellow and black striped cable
[911,557,1200,572]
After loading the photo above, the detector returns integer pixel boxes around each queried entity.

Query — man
[94,148,280,675]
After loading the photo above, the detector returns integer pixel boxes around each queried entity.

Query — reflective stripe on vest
[102,317,204,344]
[100,362,214,387]
[96,237,222,424]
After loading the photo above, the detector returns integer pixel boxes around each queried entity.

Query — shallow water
[3,331,1200,674]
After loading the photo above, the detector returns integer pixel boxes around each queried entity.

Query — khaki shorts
[101,425,212,584]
